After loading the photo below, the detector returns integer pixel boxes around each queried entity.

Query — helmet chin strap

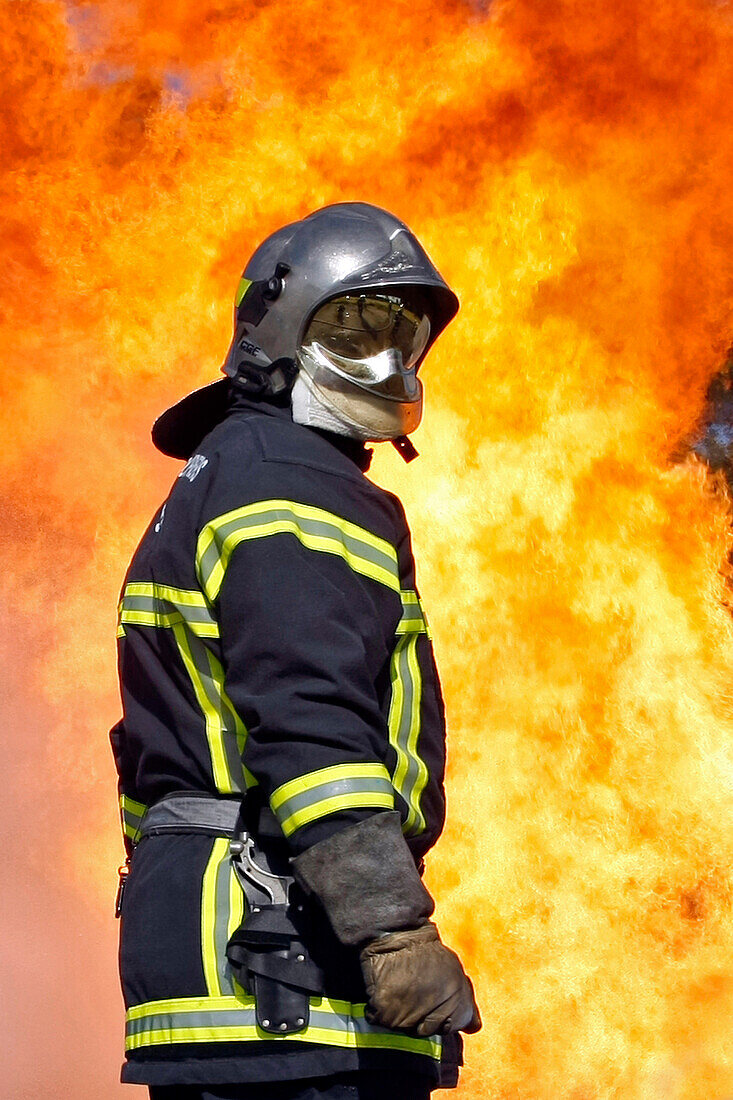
[391,435,419,462]
[290,373,419,462]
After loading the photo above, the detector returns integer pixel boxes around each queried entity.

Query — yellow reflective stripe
[388,641,406,785]
[119,794,147,840]
[217,844,242,996]
[271,762,395,837]
[120,793,146,817]
[172,624,231,793]
[124,582,210,607]
[280,791,395,838]
[118,613,218,639]
[396,590,430,638]
[228,858,245,942]
[196,500,400,603]
[201,839,229,996]
[118,582,219,640]
[202,839,244,998]
[270,762,391,811]
[125,994,441,1060]
[127,1024,438,1054]
[404,632,429,831]
[118,609,218,636]
[235,277,252,307]
[388,634,427,837]
[227,857,249,996]
[203,649,247,793]
[171,623,244,795]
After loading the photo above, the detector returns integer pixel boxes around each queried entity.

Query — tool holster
[133,793,325,1036]
[226,826,324,1035]
[226,902,324,1034]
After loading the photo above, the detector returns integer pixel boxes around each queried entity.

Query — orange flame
[2,1,733,1096]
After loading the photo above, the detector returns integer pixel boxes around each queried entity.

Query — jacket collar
[225,387,373,472]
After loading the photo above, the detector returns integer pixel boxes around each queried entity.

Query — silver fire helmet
[152,202,459,459]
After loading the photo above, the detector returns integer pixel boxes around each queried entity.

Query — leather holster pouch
[226,893,324,1035]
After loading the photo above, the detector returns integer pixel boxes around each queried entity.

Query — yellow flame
[2,0,733,1096]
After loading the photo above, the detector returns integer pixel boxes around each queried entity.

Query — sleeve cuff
[270,761,395,839]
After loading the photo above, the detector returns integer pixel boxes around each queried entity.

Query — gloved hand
[360,921,481,1036]
[291,811,482,1037]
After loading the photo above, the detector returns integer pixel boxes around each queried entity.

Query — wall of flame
[2,1,733,1097]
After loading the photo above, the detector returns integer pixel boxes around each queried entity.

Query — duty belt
[122,792,324,1036]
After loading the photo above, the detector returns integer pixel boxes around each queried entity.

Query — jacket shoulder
[197,411,405,536]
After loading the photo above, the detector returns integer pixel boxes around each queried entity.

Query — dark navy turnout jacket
[111,394,458,1087]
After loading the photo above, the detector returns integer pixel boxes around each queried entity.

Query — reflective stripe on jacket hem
[125,994,442,1060]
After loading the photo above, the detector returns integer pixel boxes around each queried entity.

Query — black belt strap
[138,793,242,837]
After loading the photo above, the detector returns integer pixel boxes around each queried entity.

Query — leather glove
[291,812,482,1037]
[360,921,482,1036]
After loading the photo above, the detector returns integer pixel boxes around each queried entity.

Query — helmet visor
[301,294,431,398]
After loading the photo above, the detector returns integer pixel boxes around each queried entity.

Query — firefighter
[111,201,481,1100]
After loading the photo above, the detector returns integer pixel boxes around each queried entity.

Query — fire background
[2,1,732,1097]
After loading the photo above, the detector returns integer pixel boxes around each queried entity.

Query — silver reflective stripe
[126,1005,259,1037]
[120,595,217,632]
[170,623,246,795]
[196,500,401,602]
[200,836,247,998]
[396,591,429,636]
[276,775,394,823]
[126,1004,399,1035]
[213,840,238,996]
[394,589,429,827]
[272,771,395,837]
[388,634,428,837]
[125,995,442,1059]
[120,795,147,841]
[119,583,219,639]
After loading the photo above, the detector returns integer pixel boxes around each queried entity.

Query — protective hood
[152,378,230,460]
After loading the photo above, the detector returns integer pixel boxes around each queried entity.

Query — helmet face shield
[301,342,422,401]
[302,294,430,395]
[296,292,429,440]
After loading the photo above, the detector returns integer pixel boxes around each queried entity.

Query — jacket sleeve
[213,508,399,855]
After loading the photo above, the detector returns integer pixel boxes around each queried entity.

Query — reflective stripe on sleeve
[125,994,442,1060]
[396,590,431,637]
[270,762,395,838]
[388,634,429,837]
[196,499,401,602]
